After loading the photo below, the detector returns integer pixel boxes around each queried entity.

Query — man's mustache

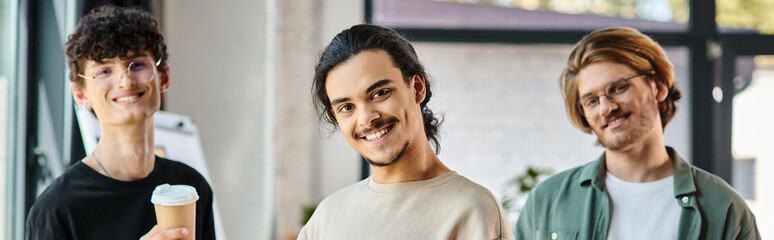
[355,117,399,138]
[604,109,631,125]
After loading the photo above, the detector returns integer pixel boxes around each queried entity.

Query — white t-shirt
[298,171,514,240]
[605,172,682,240]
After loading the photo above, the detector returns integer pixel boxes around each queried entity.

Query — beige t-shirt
[298,171,514,240]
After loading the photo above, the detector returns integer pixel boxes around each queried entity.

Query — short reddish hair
[560,27,682,133]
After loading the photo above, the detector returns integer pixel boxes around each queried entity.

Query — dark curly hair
[66,5,168,88]
[312,24,443,153]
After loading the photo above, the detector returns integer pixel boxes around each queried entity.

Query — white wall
[161,0,362,239]
[415,43,691,222]
[161,0,268,238]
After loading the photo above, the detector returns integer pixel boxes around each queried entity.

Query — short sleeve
[26,205,70,240]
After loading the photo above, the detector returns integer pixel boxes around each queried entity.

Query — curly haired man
[25,5,215,240]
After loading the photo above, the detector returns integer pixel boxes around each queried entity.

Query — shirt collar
[578,146,697,197]
[579,153,606,190]
[669,146,697,196]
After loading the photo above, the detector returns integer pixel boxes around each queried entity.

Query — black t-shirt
[25,156,216,240]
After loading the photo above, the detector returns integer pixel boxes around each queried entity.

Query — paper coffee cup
[151,184,199,240]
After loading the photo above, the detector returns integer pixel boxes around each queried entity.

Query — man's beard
[594,95,658,151]
[365,141,410,167]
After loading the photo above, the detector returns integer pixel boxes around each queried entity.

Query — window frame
[364,0,774,183]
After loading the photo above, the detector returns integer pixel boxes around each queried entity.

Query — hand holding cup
[149,184,199,240]
[140,225,190,240]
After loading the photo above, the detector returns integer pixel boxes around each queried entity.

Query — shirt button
[681,196,689,203]
[551,232,558,239]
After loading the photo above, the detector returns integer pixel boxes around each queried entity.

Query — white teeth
[116,94,139,102]
[365,128,389,141]
[609,118,624,126]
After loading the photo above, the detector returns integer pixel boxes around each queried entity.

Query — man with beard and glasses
[514,27,760,240]
[299,24,513,240]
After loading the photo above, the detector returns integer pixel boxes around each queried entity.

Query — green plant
[501,166,553,214]
[301,204,318,226]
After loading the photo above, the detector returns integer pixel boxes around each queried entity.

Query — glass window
[717,0,774,34]
[372,0,689,32]
[414,42,690,224]
[0,0,18,237]
[732,55,774,239]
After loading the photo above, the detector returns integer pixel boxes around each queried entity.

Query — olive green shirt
[515,147,760,240]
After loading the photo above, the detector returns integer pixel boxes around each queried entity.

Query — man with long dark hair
[300,24,513,239]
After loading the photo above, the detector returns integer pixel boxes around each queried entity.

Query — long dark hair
[312,24,442,153]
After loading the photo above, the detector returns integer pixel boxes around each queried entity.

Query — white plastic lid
[151,184,200,206]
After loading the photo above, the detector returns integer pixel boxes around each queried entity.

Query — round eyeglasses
[578,72,652,117]
[78,56,161,91]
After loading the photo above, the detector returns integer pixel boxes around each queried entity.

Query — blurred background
[1,0,773,239]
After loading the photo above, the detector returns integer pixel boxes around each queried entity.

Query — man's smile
[111,90,146,104]
[363,124,393,142]
[603,111,631,129]
[356,117,398,143]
